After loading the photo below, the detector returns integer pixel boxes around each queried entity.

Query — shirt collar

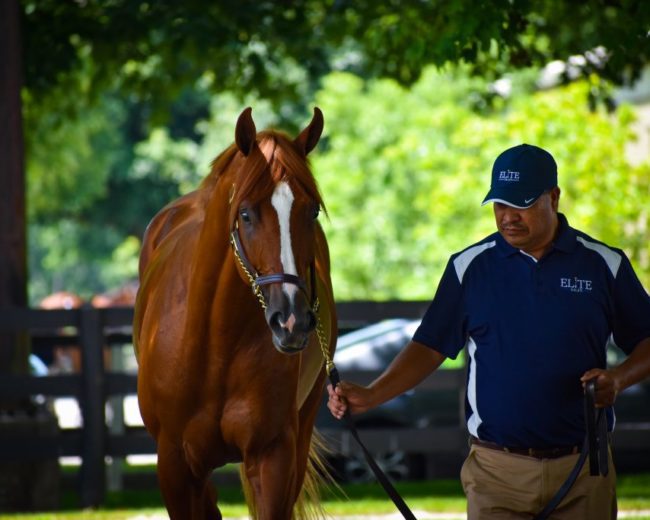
[552,213,576,253]
[495,212,576,257]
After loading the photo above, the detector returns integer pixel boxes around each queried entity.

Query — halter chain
[312,296,335,375]
[230,230,269,310]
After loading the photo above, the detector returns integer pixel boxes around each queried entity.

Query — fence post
[78,305,106,508]
[107,344,125,492]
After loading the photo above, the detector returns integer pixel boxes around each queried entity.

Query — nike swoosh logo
[524,198,535,204]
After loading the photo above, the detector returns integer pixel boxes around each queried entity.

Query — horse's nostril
[269,312,282,330]
[269,310,315,333]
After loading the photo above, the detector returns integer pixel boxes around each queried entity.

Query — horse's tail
[293,429,343,520]
[239,429,343,520]
[239,466,255,519]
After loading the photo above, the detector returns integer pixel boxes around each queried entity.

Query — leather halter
[229,220,315,306]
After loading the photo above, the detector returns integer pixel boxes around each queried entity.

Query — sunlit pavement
[126,514,467,519]
[316,512,650,519]
[127,512,650,519]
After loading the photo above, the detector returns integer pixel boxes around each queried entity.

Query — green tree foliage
[25,64,650,303]
[26,90,279,302]
[21,0,650,302]
[311,69,650,299]
[22,0,650,110]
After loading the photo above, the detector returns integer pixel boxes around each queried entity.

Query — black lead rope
[329,370,608,520]
[328,367,418,520]
[586,380,609,478]
[534,379,609,520]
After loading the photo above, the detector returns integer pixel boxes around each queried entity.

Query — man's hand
[580,369,621,408]
[326,341,447,420]
[326,381,375,419]
[581,338,650,408]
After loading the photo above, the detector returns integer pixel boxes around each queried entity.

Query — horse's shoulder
[149,190,205,245]
[134,191,206,358]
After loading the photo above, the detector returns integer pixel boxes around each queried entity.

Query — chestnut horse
[133,107,336,519]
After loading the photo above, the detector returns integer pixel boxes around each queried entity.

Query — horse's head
[228,107,325,354]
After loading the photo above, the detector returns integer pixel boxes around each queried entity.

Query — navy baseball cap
[481,144,558,208]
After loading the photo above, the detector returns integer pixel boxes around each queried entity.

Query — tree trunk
[0,0,29,378]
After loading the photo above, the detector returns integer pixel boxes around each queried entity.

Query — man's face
[493,187,560,257]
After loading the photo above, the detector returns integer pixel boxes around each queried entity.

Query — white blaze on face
[271,182,298,306]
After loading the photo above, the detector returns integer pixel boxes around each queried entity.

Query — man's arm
[327,340,447,419]
[581,337,650,408]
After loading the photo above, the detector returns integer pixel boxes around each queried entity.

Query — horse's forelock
[272,134,326,215]
[230,130,324,222]
[227,142,274,226]
[208,131,325,227]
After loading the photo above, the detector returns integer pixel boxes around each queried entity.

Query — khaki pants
[461,444,617,519]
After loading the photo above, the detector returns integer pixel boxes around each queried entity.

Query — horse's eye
[312,206,320,220]
[239,208,251,224]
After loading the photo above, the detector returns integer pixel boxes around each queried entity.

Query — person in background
[37,291,84,373]
[327,143,650,519]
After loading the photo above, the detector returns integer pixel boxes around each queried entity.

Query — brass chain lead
[313,297,335,375]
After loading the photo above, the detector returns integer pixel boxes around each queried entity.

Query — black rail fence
[0,302,649,509]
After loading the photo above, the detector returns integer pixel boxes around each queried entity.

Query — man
[327,144,650,519]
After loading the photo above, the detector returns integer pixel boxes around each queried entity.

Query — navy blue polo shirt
[413,213,650,448]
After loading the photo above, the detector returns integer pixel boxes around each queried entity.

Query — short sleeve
[412,258,467,359]
[611,253,650,354]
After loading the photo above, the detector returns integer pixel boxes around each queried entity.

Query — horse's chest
[218,390,297,448]
[182,346,302,463]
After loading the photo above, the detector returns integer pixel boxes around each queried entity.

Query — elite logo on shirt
[498,170,520,182]
[560,277,593,293]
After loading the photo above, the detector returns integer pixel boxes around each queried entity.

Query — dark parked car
[317,319,463,482]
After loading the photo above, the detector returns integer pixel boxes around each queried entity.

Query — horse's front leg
[244,428,298,520]
[157,432,221,520]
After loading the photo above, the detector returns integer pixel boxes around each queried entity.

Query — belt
[469,436,580,459]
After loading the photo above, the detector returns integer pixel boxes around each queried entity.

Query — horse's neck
[193,181,232,276]
[182,180,257,344]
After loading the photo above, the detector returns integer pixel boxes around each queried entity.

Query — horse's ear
[294,107,324,156]
[235,107,257,156]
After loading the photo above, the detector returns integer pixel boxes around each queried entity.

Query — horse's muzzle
[271,333,310,354]
[266,292,316,354]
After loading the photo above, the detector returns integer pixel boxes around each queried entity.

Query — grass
[1,473,648,519]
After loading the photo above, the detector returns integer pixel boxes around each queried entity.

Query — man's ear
[550,186,561,211]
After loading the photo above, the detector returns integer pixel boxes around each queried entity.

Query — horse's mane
[202,130,326,226]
